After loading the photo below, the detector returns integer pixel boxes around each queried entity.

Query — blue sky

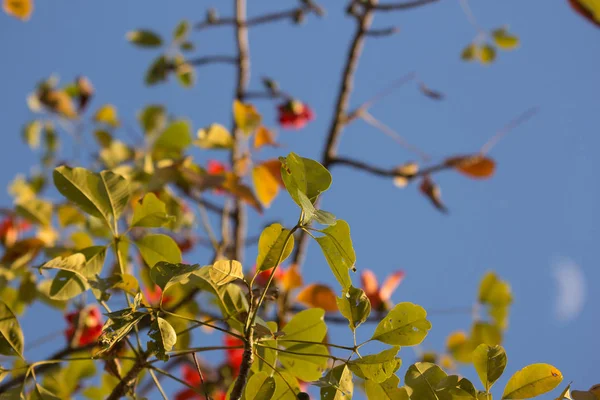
[1,1,599,399]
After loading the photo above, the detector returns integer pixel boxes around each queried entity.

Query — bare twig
[374,0,439,11]
[365,26,400,36]
[192,353,210,400]
[196,4,323,30]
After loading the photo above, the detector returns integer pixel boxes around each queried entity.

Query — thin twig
[196,5,322,30]
[149,369,169,400]
[192,353,210,400]
[374,0,439,11]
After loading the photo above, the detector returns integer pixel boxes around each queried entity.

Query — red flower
[224,334,245,376]
[277,100,314,130]
[361,269,405,312]
[144,285,173,307]
[0,216,31,247]
[253,264,285,287]
[176,236,195,254]
[65,306,103,347]
[207,160,228,195]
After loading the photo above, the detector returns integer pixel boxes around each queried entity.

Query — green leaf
[436,375,478,399]
[320,365,354,400]
[97,308,147,355]
[173,20,189,41]
[57,204,86,227]
[176,64,195,88]
[478,44,497,64]
[472,344,507,392]
[252,322,278,375]
[148,317,177,361]
[281,308,326,343]
[22,120,42,149]
[150,261,200,293]
[279,343,329,382]
[43,253,90,301]
[244,371,276,400]
[135,234,182,268]
[502,364,563,399]
[195,124,233,149]
[296,190,336,225]
[405,362,447,400]
[348,347,400,383]
[145,56,169,86]
[492,28,519,50]
[99,170,130,222]
[271,371,301,400]
[279,152,332,206]
[153,120,192,154]
[0,301,24,358]
[209,259,244,286]
[53,166,111,223]
[479,272,512,306]
[371,302,431,346]
[315,220,355,291]
[138,105,166,135]
[365,375,409,400]
[15,198,52,226]
[256,223,294,271]
[337,285,371,331]
[31,383,62,400]
[131,193,174,228]
[127,30,162,47]
[472,322,502,347]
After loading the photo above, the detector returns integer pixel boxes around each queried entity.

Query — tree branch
[329,156,451,178]
[291,1,378,267]
[374,0,439,11]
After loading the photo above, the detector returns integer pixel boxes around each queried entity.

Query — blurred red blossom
[65,306,103,347]
[277,100,314,130]
[361,269,405,312]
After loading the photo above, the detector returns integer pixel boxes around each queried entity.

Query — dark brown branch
[329,156,451,179]
[374,0,439,11]
[187,55,239,67]
[292,1,377,267]
[107,352,150,400]
[365,26,400,36]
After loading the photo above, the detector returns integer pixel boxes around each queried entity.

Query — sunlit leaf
[127,30,162,47]
[173,20,189,41]
[297,284,338,312]
[348,347,400,383]
[94,104,119,128]
[405,362,447,400]
[254,126,279,149]
[478,44,497,64]
[153,120,192,156]
[371,302,431,346]
[365,375,409,400]
[245,371,276,400]
[209,259,244,286]
[279,342,329,381]
[139,104,166,135]
[271,371,301,400]
[22,120,42,149]
[502,364,563,399]
[195,124,233,149]
[279,152,332,207]
[0,300,24,358]
[176,63,195,88]
[256,223,294,272]
[15,198,52,226]
[135,234,182,267]
[147,317,177,361]
[492,28,520,50]
[315,220,355,291]
[281,308,326,343]
[131,193,174,228]
[233,100,262,135]
[320,365,353,400]
[253,160,284,208]
[337,285,371,332]
[472,344,507,392]
[97,308,147,356]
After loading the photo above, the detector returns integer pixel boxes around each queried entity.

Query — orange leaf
[233,99,262,135]
[282,264,303,291]
[222,173,263,213]
[252,162,281,208]
[446,154,496,179]
[3,0,33,20]
[296,283,338,313]
[360,269,379,297]
[254,126,279,149]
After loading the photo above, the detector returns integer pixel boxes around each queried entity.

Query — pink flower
[277,100,314,130]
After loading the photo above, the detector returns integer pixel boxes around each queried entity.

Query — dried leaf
[446,154,496,179]
[297,284,339,312]
[419,175,447,213]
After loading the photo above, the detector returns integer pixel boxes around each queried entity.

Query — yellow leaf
[282,264,303,291]
[254,126,279,149]
[222,173,263,213]
[492,28,520,50]
[195,124,233,149]
[297,283,339,312]
[252,160,284,208]
[42,90,77,119]
[233,99,262,135]
[3,0,33,21]
[94,104,119,128]
[569,0,600,28]
[478,44,497,65]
